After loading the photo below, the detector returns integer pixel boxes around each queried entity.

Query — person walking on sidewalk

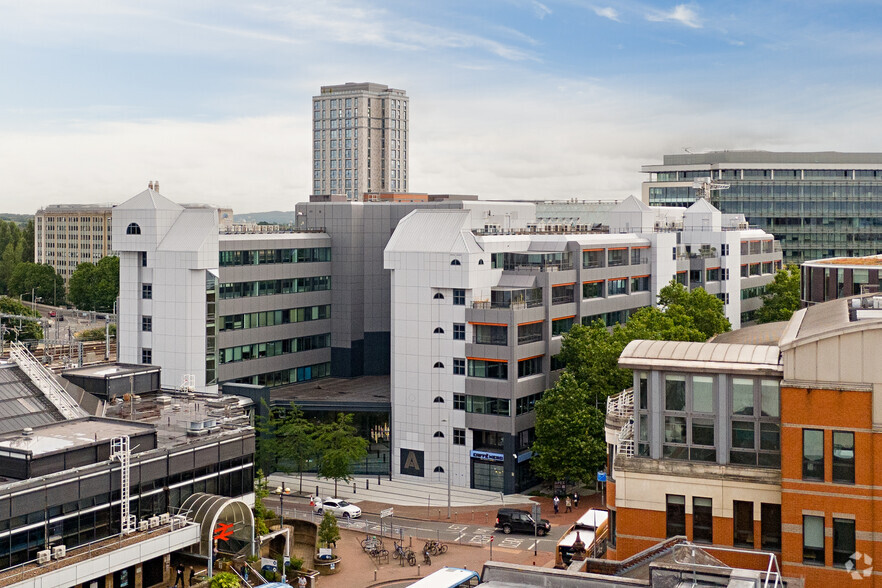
[565,496,572,513]
[573,492,580,508]
[553,495,560,514]
[173,563,185,587]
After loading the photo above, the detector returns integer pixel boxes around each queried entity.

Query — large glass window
[692,376,714,412]
[467,359,508,380]
[803,429,825,481]
[551,316,574,336]
[630,275,650,292]
[732,378,754,415]
[583,249,603,269]
[608,248,628,267]
[517,356,543,378]
[472,323,503,344]
[665,375,686,411]
[582,281,603,299]
[733,501,754,547]
[832,431,855,484]
[833,519,856,568]
[551,284,575,305]
[761,380,780,417]
[517,322,543,344]
[803,515,825,564]
[666,495,686,537]
[693,497,713,544]
[465,395,510,416]
[607,278,627,296]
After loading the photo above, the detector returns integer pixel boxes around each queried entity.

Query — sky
[2,0,882,214]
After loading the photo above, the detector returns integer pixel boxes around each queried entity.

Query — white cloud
[593,6,621,22]
[532,1,553,19]
[646,4,702,28]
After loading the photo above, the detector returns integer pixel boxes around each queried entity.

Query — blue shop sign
[470,450,505,462]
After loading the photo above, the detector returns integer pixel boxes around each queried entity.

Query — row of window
[219,305,330,331]
[228,362,331,388]
[583,247,650,269]
[219,333,330,364]
[803,429,855,484]
[218,276,331,299]
[654,168,882,181]
[666,495,781,550]
[219,247,331,267]
[582,276,650,299]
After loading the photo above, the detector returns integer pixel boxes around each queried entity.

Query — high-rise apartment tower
[312,82,409,200]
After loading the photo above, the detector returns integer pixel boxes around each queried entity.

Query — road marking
[499,539,522,549]
[469,535,491,544]
[474,527,494,534]
[448,524,468,531]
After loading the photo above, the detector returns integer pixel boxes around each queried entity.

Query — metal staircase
[9,341,86,420]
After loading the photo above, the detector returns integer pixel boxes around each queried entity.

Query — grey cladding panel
[80,473,111,498]
[219,439,242,461]
[140,458,168,483]
[169,451,195,474]
[195,445,218,468]
[47,481,78,506]
[243,435,255,456]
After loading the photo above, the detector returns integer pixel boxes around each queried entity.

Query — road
[278,497,562,554]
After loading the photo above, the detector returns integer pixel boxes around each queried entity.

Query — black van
[495,508,551,535]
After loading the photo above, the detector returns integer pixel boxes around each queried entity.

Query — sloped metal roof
[0,365,64,434]
[157,209,218,252]
[619,340,782,375]
[385,210,483,254]
[115,189,184,212]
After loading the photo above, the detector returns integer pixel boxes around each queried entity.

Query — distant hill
[0,213,33,225]
[234,211,298,225]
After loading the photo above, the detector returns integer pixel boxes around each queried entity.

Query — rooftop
[710,322,789,346]
[651,150,882,167]
[0,417,152,456]
[0,364,64,434]
[618,340,782,375]
[62,363,159,380]
[807,254,882,267]
[271,375,390,410]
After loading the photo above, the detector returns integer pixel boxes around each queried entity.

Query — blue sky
[2,0,882,213]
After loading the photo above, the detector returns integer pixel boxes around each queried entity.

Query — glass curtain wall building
[642,151,882,263]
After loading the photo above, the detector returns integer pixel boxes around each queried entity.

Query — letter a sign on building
[400,448,424,477]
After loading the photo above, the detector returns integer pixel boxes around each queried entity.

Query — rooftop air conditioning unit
[171,515,188,529]
[52,545,66,559]
[139,520,149,532]
[737,221,749,230]
[148,516,160,529]
[159,513,170,525]
[38,550,51,564]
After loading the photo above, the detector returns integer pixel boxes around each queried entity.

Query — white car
[313,497,361,519]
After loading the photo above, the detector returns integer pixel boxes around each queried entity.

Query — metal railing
[9,340,86,419]
[618,420,635,457]
[606,388,634,420]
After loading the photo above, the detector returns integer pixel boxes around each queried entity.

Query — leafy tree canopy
[317,511,341,548]
[209,572,239,588]
[315,413,368,496]
[0,296,43,341]
[8,263,65,306]
[657,281,731,340]
[257,404,316,494]
[530,372,606,485]
[68,256,119,311]
[755,264,801,324]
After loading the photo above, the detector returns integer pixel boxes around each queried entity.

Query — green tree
[315,413,368,496]
[258,405,316,494]
[530,372,606,485]
[21,220,34,265]
[209,571,239,588]
[0,240,23,294]
[252,469,271,536]
[657,281,731,340]
[317,511,341,548]
[8,263,65,306]
[0,296,43,341]
[755,264,801,324]
[68,256,119,310]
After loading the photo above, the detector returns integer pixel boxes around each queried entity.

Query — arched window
[433,327,445,334]
[433,292,444,299]
[433,396,444,403]
[126,223,141,235]
[450,259,461,266]
[433,431,445,438]
[434,466,445,473]
[478,259,485,265]
[433,362,444,368]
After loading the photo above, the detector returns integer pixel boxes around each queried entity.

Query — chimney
[148,181,154,190]
[154,181,159,193]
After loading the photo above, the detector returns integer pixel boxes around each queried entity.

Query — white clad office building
[384,198,783,493]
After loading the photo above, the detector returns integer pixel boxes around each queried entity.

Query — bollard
[378,474,381,486]
[438,509,441,519]
[316,485,319,496]
[366,480,370,490]
[353,482,356,494]
[417,565,421,576]
[374,570,377,581]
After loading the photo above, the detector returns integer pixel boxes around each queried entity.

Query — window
[551,284,574,305]
[517,356,542,378]
[141,316,152,332]
[142,284,152,299]
[666,495,686,537]
[141,348,152,364]
[693,498,713,543]
[433,362,444,368]
[453,323,466,341]
[453,394,465,410]
[803,515,825,564]
[761,503,781,551]
[433,431,445,438]
[833,518,855,568]
[453,289,465,305]
[433,396,444,403]
[141,251,147,267]
[465,395,510,416]
[516,392,544,415]
[631,248,647,265]
[608,278,627,296]
[665,375,686,410]
[552,316,574,336]
[693,376,714,412]
[453,358,465,375]
[517,322,542,344]
[450,259,461,266]
[433,292,444,299]
[433,327,444,334]
[832,431,855,484]
[126,223,141,235]
[608,248,628,267]
[583,249,603,269]
[453,429,466,446]
[630,275,650,292]
[803,429,824,481]
[733,501,754,547]
[583,281,603,299]
[467,359,508,379]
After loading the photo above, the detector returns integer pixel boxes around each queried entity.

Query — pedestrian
[298,575,308,587]
[188,567,195,587]
[573,492,580,508]
[240,564,249,582]
[173,562,185,587]
[565,496,572,513]
[553,495,560,514]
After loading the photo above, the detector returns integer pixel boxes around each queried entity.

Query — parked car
[313,497,361,519]
[48,311,56,317]
[496,508,550,535]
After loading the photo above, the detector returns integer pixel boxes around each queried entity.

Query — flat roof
[657,151,882,166]
[63,363,159,379]
[806,255,882,267]
[271,375,390,410]
[0,417,152,456]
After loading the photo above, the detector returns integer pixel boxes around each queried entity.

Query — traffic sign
[531,504,541,520]
[380,507,394,518]
[597,471,607,482]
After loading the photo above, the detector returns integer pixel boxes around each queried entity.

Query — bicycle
[361,535,383,553]
[392,541,416,566]
[422,548,432,565]
[424,539,448,556]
